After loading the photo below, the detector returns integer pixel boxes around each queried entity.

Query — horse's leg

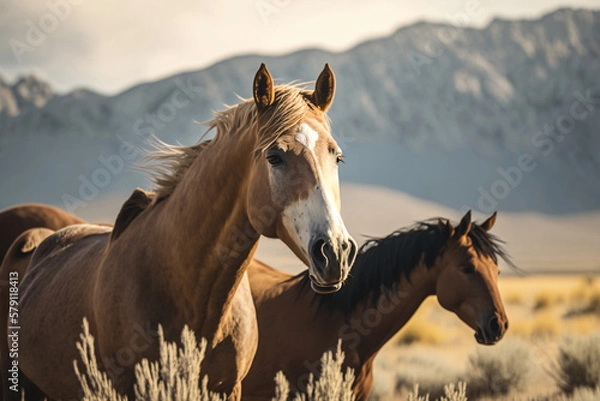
[1,371,48,401]
[21,377,48,401]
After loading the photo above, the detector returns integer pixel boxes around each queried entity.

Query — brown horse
[0,228,55,399]
[242,211,512,400]
[14,63,357,401]
[0,204,85,262]
[0,204,86,399]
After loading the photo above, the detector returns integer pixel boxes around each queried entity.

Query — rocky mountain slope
[1,8,598,215]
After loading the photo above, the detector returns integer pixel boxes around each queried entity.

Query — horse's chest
[202,281,259,391]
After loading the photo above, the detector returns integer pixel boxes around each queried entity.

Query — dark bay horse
[0,204,85,262]
[242,211,512,400]
[0,204,86,399]
[13,63,357,400]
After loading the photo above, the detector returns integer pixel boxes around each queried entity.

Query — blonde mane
[141,84,327,201]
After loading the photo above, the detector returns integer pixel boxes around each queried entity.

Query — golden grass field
[371,274,600,400]
[74,273,599,401]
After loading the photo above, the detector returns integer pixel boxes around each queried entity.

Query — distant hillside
[1,8,599,214]
[255,184,600,274]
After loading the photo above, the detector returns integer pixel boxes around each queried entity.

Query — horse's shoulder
[110,188,154,243]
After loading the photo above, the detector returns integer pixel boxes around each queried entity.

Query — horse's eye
[462,264,476,274]
[336,154,344,164]
[266,154,282,166]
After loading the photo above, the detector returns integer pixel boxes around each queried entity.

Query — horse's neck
[143,135,259,333]
[350,264,435,361]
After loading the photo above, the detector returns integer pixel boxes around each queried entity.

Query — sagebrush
[394,351,462,399]
[404,382,468,401]
[74,318,226,401]
[272,340,355,401]
[552,332,600,394]
[467,338,533,396]
[74,320,358,401]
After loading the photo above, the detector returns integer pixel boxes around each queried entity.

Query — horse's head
[247,63,357,294]
[434,211,508,345]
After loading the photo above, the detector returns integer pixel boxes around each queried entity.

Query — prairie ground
[370,274,600,401]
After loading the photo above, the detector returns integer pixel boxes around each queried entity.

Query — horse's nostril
[347,239,358,266]
[504,321,509,331]
[489,316,500,333]
[310,239,327,270]
[342,242,349,251]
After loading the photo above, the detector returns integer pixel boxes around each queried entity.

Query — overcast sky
[1,0,598,94]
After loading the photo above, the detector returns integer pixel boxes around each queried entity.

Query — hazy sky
[1,0,598,94]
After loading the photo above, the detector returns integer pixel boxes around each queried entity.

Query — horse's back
[0,203,84,262]
[29,223,111,267]
[247,259,294,287]
[23,223,112,298]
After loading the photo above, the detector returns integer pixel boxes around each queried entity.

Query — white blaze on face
[295,123,319,151]
[279,123,349,261]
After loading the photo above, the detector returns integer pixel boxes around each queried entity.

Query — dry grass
[384,275,600,401]
[74,319,127,401]
[404,382,467,401]
[394,317,446,346]
[567,386,600,401]
[530,312,563,338]
[534,291,564,310]
[551,332,600,395]
[467,338,533,397]
[74,318,226,401]
[503,290,525,305]
[76,322,359,401]
[563,315,600,335]
[568,276,600,315]
[272,340,355,401]
[506,313,562,339]
[72,275,600,401]
[392,350,464,399]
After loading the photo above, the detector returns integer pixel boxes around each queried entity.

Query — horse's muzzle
[307,236,357,293]
[475,314,509,345]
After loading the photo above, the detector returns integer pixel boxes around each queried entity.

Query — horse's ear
[455,210,473,238]
[111,188,154,243]
[19,228,54,254]
[480,211,497,232]
[253,63,275,112]
[312,63,335,112]
[437,218,454,238]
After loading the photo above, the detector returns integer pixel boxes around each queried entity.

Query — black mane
[297,219,514,316]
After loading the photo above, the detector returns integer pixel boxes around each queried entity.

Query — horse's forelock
[140,84,318,200]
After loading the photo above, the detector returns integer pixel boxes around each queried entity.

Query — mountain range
[1,8,599,216]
